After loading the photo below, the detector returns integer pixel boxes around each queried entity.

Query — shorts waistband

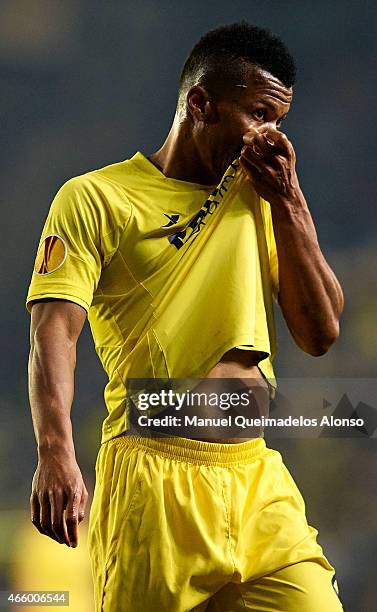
[106,435,267,466]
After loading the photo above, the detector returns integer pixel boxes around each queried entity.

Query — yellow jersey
[26,152,279,443]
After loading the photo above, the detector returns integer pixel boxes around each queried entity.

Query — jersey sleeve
[26,176,107,314]
[261,198,279,302]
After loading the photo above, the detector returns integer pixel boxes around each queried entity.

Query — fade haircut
[178,22,296,107]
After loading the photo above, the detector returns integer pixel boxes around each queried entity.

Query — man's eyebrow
[233,90,281,110]
[233,88,291,113]
[254,98,278,109]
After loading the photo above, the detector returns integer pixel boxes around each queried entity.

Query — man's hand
[30,448,88,547]
[239,126,300,206]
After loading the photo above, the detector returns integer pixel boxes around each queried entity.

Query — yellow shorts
[88,436,344,611]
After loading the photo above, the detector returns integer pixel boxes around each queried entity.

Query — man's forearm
[271,191,344,355]
[240,126,344,355]
[28,329,76,456]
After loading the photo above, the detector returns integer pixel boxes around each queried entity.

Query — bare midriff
[196,347,269,444]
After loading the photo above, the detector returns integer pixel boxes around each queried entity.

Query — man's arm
[28,299,88,546]
[240,127,344,356]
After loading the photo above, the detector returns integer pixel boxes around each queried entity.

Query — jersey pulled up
[26,152,279,443]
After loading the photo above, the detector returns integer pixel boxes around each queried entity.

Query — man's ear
[186,86,218,123]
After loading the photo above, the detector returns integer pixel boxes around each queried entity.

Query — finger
[243,128,271,147]
[65,489,79,547]
[244,135,280,163]
[239,156,265,185]
[244,125,283,143]
[243,124,270,140]
[39,492,54,540]
[244,129,291,158]
[241,143,286,176]
[30,492,46,536]
[242,126,261,142]
[261,130,294,158]
[50,489,70,545]
[240,145,265,169]
[78,488,88,524]
[240,146,277,177]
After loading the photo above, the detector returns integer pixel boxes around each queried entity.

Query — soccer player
[26,22,344,611]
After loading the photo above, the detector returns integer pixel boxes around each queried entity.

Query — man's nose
[264,121,278,130]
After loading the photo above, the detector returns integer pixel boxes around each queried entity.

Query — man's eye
[253,109,266,121]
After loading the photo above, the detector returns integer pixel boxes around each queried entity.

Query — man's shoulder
[85,151,151,191]
[54,154,141,210]
[63,154,138,192]
[49,156,138,229]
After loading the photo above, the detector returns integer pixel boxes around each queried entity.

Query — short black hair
[179,22,296,102]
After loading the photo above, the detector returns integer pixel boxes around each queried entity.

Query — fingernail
[264,135,275,145]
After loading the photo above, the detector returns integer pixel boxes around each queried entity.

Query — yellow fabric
[88,435,343,612]
[26,153,279,443]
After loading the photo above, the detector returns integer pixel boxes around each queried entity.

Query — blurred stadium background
[0,1,376,610]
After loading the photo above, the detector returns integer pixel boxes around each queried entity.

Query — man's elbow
[303,321,340,356]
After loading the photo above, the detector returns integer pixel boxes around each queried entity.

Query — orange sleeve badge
[34,234,67,275]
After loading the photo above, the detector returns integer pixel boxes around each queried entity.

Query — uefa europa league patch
[34,234,67,275]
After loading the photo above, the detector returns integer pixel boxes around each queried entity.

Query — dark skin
[29,65,343,546]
